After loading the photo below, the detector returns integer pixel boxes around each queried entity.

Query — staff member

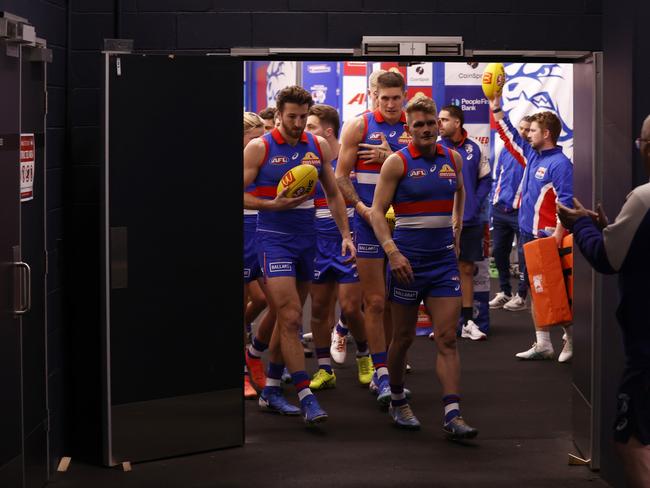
[558,115,650,488]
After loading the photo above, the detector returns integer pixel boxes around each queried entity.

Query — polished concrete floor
[48,285,610,488]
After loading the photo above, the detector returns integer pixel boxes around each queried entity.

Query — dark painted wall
[0,0,67,476]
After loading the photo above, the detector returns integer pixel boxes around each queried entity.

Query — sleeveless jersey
[313,158,354,237]
[355,110,410,206]
[252,128,323,235]
[392,143,458,255]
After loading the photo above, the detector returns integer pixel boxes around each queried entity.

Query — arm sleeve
[572,216,617,274]
[602,189,650,272]
[495,115,531,167]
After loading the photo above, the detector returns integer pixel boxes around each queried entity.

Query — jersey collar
[373,109,407,124]
[271,127,308,145]
[407,142,446,159]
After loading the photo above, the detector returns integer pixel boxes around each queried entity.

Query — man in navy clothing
[439,105,492,340]
[557,115,650,488]
[488,115,532,311]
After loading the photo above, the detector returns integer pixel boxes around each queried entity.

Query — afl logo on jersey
[438,163,456,179]
[398,131,412,145]
[535,167,547,179]
[301,151,321,167]
[369,132,383,141]
[270,155,289,165]
[408,168,426,178]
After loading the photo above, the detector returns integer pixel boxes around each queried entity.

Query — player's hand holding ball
[272,165,317,211]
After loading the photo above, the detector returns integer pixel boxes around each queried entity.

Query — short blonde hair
[405,95,438,123]
[244,112,264,133]
[368,69,387,91]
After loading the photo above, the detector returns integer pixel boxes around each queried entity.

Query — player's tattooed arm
[336,117,370,222]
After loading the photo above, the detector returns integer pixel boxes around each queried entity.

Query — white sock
[535,330,552,349]
[318,357,331,368]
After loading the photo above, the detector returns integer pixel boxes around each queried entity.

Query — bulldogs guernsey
[253,127,324,281]
[355,109,411,258]
[388,143,462,304]
[314,158,354,237]
[253,128,323,234]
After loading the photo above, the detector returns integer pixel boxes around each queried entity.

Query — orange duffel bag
[559,234,573,310]
[522,236,573,327]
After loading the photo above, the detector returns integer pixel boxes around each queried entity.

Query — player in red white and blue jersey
[244,86,355,425]
[304,104,373,390]
[370,95,478,440]
[489,95,574,362]
[335,71,411,406]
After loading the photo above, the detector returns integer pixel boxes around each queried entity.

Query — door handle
[14,261,31,315]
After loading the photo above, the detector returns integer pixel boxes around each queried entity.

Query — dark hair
[309,104,341,138]
[520,115,534,124]
[531,111,561,144]
[258,106,277,120]
[376,71,405,91]
[276,85,314,113]
[441,104,464,128]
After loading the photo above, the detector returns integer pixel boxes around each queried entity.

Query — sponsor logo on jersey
[389,130,397,137]
[313,270,321,279]
[244,268,251,278]
[466,153,473,160]
[408,168,427,178]
[301,151,321,167]
[438,163,456,179]
[535,167,547,179]
[398,131,412,145]
[269,261,293,273]
[393,287,418,301]
[358,243,379,254]
[451,275,460,281]
[429,164,437,173]
[292,152,299,160]
[270,155,289,165]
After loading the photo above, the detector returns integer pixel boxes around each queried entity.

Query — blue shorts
[354,214,385,259]
[257,231,316,282]
[313,236,359,284]
[459,224,484,263]
[387,249,461,305]
[244,227,262,284]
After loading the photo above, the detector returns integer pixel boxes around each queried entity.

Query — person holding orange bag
[487,94,574,362]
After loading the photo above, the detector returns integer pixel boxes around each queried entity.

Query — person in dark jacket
[439,105,492,340]
[557,115,650,488]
